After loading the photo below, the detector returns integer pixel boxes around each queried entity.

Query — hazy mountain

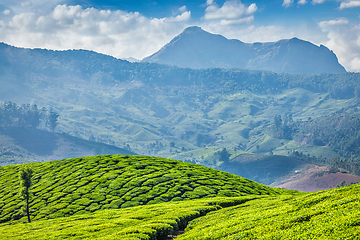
[0,127,135,166]
[1,41,360,187]
[123,57,139,62]
[143,26,346,74]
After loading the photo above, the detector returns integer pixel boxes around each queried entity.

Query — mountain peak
[143,27,346,74]
[182,26,203,33]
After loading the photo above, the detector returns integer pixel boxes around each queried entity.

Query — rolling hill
[0,155,359,239]
[143,26,346,74]
[1,40,360,189]
[0,154,285,224]
[0,127,135,166]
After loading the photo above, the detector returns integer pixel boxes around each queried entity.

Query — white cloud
[319,18,349,28]
[166,11,191,22]
[21,1,32,7]
[0,4,191,60]
[312,0,326,4]
[246,3,257,15]
[3,9,11,15]
[199,23,298,43]
[204,0,257,20]
[298,0,307,5]
[282,0,294,8]
[339,1,360,9]
[179,6,187,12]
[220,16,254,25]
[319,19,360,72]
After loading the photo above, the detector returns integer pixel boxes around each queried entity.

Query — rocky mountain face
[143,26,346,74]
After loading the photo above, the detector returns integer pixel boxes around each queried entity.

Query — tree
[273,115,282,130]
[47,108,59,132]
[218,148,230,162]
[19,167,33,223]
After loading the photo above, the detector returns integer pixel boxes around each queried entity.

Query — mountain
[1,41,360,188]
[143,26,346,74]
[0,127,135,166]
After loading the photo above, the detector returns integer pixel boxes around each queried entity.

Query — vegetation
[0,155,287,224]
[0,154,358,239]
[19,167,33,223]
[0,101,59,131]
[2,43,360,187]
[1,43,360,164]
[180,183,360,239]
[269,112,360,175]
[0,196,260,240]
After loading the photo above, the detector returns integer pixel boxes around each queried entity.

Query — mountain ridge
[0,127,135,166]
[143,26,346,74]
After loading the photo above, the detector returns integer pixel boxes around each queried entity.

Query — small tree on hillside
[218,148,231,162]
[19,167,33,223]
[47,109,59,132]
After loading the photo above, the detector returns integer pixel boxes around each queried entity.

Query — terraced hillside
[0,155,286,223]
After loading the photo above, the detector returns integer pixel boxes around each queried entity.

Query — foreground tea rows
[1,184,359,239]
[1,155,359,239]
[0,155,286,223]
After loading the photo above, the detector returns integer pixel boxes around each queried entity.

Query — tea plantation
[0,155,285,223]
[0,197,259,239]
[1,154,359,239]
[179,183,360,239]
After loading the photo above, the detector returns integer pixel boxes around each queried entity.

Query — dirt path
[166,230,185,239]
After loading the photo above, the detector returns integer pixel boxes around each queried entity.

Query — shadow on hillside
[220,154,307,185]
[0,127,58,156]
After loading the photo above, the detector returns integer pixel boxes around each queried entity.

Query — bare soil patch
[272,166,360,192]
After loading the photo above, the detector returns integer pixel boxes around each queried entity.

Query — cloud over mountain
[204,0,257,24]
[0,4,190,60]
[0,0,359,72]
[319,18,360,72]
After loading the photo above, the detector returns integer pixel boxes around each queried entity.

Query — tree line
[291,150,360,177]
[0,101,59,132]
[269,112,360,176]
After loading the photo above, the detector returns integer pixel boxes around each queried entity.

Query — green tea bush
[178,184,360,239]
[0,155,289,224]
[1,197,256,239]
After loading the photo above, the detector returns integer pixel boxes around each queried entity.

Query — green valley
[1,43,360,188]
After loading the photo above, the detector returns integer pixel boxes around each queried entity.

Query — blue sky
[0,0,360,71]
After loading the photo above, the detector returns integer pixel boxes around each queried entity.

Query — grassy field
[0,155,286,223]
